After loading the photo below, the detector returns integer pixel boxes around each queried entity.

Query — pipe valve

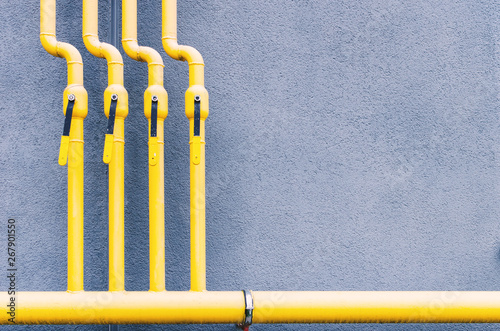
[149,95,159,166]
[103,94,118,164]
[58,94,76,166]
[191,95,202,165]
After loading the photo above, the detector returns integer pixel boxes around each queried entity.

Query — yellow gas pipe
[122,0,168,292]
[162,0,208,292]
[40,0,87,292]
[82,0,128,292]
[4,291,500,324]
[27,1,500,327]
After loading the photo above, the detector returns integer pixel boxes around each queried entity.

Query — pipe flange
[237,290,253,330]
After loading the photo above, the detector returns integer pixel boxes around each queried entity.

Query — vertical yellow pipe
[122,0,168,292]
[67,118,85,292]
[147,120,166,291]
[108,118,125,291]
[82,0,128,292]
[162,0,209,292]
[40,0,87,292]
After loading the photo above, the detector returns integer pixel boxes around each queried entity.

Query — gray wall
[1,0,499,330]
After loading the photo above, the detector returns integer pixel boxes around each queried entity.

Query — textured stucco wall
[1,0,499,330]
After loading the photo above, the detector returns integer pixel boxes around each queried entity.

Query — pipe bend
[100,42,124,63]
[83,35,123,64]
[162,38,204,65]
[123,40,164,66]
[41,34,83,64]
[138,46,164,66]
[56,42,84,65]
[40,33,58,57]
[122,39,141,61]
[41,34,83,85]
[82,34,104,58]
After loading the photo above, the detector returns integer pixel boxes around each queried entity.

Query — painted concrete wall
[1,0,499,330]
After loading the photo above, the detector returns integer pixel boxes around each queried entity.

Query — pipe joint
[104,85,128,119]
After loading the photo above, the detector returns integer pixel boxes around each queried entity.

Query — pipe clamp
[238,290,253,330]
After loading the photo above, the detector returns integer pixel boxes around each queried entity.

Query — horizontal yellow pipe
[3,291,500,324]
[253,291,500,323]
[1,292,244,324]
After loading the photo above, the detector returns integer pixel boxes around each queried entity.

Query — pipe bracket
[237,290,253,330]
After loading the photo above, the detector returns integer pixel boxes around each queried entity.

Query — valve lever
[192,95,201,165]
[103,94,118,164]
[58,94,75,166]
[149,95,159,166]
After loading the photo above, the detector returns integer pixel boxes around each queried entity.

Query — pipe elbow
[162,39,204,65]
[179,45,204,65]
[83,34,103,58]
[100,42,124,64]
[57,42,83,65]
[162,38,182,61]
[40,33,58,57]
[122,39,141,61]
[138,46,164,66]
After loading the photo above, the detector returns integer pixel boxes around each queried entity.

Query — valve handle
[149,95,158,166]
[191,95,202,165]
[103,94,118,164]
[58,94,75,166]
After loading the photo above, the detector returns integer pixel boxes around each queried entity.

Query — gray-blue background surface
[1,0,499,330]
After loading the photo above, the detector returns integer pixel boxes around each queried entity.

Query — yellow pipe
[40,0,87,292]
[40,0,83,86]
[1,291,244,324]
[82,0,123,86]
[82,0,128,292]
[122,0,165,86]
[122,0,168,292]
[4,291,500,324]
[162,0,209,292]
[161,0,204,86]
[66,117,85,292]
